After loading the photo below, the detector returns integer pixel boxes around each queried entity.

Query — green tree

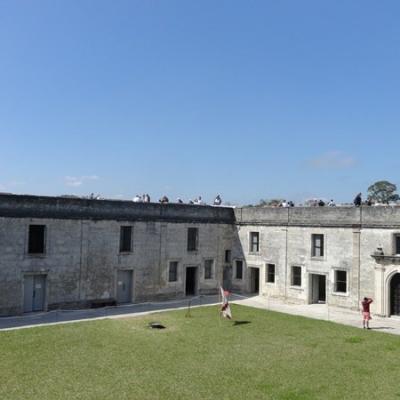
[367,180,400,204]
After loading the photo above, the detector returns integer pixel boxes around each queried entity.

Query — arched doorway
[390,273,400,316]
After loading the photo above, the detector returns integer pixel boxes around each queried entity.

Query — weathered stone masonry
[0,194,235,316]
[1,194,400,318]
[232,206,400,317]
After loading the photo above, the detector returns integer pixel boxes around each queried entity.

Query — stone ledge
[371,254,400,264]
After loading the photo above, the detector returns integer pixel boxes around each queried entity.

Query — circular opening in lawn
[149,322,166,329]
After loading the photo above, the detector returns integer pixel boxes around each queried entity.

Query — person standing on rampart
[354,193,362,207]
[213,195,222,206]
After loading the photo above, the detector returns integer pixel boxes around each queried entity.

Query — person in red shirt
[361,297,373,329]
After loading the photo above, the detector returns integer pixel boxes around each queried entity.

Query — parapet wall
[2,194,400,228]
[235,206,400,228]
[0,194,235,224]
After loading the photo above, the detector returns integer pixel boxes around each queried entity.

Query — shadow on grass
[370,326,394,330]
[233,320,251,326]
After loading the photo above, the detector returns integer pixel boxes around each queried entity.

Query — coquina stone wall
[2,194,400,317]
[233,206,400,316]
[0,195,234,316]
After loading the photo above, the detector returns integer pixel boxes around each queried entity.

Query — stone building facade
[231,206,400,318]
[0,194,234,316]
[1,194,400,318]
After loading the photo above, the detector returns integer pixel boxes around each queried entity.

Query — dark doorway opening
[185,267,197,296]
[250,268,260,294]
[390,273,400,316]
[310,274,326,304]
[223,266,232,291]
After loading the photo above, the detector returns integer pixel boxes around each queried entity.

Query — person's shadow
[233,320,251,326]
[369,326,394,330]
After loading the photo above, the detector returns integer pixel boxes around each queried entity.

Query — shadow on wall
[224,225,247,293]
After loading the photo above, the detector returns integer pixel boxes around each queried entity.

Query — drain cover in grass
[149,322,166,329]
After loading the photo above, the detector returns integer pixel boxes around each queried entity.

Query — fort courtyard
[2,305,400,400]
[2,193,400,320]
[2,192,400,397]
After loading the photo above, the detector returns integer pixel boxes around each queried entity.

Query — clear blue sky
[1,1,400,204]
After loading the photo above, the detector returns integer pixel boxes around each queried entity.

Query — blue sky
[1,1,400,204]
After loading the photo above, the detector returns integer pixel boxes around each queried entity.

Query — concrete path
[0,294,233,331]
[235,296,400,335]
[2,294,400,334]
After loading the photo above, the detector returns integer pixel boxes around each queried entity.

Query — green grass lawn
[1,305,400,400]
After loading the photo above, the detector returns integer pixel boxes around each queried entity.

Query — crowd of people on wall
[352,192,398,207]
[127,192,400,208]
[130,194,224,206]
[77,190,400,208]
[263,193,399,208]
[132,194,151,203]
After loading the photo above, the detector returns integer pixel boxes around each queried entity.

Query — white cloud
[9,181,25,186]
[64,175,99,187]
[307,151,356,169]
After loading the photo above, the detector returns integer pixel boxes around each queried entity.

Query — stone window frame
[249,231,260,254]
[393,233,400,255]
[203,258,215,280]
[311,233,326,260]
[290,265,302,288]
[187,227,199,252]
[265,263,276,284]
[332,268,349,296]
[119,225,133,254]
[224,249,231,263]
[234,259,244,280]
[27,223,47,257]
[167,260,180,283]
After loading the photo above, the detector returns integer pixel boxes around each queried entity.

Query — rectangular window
[334,270,347,293]
[291,266,302,287]
[187,228,198,251]
[119,226,133,252]
[28,225,46,254]
[395,235,400,255]
[250,232,260,253]
[225,250,231,263]
[312,234,324,257]
[204,259,214,279]
[235,260,243,279]
[169,261,178,282]
[266,264,275,283]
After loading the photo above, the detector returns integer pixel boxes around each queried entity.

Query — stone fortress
[1,193,400,318]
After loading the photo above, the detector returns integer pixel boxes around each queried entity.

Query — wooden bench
[90,299,117,308]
